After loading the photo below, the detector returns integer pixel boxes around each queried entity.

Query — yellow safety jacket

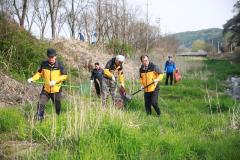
[139,62,163,92]
[103,57,124,85]
[32,61,67,93]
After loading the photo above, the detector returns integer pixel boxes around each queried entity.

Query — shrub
[106,39,134,57]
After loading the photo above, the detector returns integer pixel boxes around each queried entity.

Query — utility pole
[211,40,214,53]
[123,0,126,46]
[156,16,161,37]
[146,0,149,54]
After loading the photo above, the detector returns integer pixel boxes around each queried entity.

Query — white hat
[116,55,125,62]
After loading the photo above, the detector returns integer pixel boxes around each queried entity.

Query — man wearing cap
[164,56,176,85]
[27,48,67,120]
[102,55,125,107]
[139,55,163,116]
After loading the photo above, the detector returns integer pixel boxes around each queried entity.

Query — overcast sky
[31,0,237,38]
[129,0,237,34]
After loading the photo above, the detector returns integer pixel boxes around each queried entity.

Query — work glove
[140,85,144,90]
[111,76,116,82]
[120,83,125,88]
[27,78,33,83]
[153,79,160,85]
[90,80,94,86]
[49,80,56,87]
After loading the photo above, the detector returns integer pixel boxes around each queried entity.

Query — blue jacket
[164,60,176,73]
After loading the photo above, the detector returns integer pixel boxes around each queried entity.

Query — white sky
[129,0,237,34]
[30,0,237,38]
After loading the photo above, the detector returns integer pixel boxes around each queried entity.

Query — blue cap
[47,48,57,57]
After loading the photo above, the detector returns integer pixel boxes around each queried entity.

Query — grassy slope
[0,14,51,81]
[1,57,240,160]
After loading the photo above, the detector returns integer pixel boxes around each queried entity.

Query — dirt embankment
[0,73,40,107]
[53,39,140,80]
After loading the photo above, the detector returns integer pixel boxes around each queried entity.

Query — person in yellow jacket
[139,55,163,116]
[102,55,125,107]
[27,48,67,120]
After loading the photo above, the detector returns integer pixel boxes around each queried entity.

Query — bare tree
[95,0,103,43]
[65,0,89,38]
[81,10,93,41]
[12,0,29,27]
[56,5,67,37]
[25,0,36,32]
[48,0,62,39]
[67,0,76,38]
[34,0,49,39]
[0,0,13,16]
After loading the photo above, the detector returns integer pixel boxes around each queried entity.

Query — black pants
[165,72,173,85]
[37,90,62,119]
[144,89,161,116]
[94,79,102,97]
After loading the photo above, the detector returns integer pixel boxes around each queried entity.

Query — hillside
[52,40,140,81]
[173,28,223,48]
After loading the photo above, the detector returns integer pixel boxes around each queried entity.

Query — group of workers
[28,48,178,120]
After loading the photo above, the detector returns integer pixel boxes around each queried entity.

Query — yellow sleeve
[58,75,67,83]
[139,72,144,86]
[104,69,113,79]
[118,73,124,85]
[155,73,164,81]
[140,78,144,86]
[159,73,164,81]
[32,72,42,81]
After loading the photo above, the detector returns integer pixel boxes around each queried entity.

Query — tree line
[223,0,240,47]
[0,0,179,54]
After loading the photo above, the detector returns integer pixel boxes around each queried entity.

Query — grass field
[1,57,240,160]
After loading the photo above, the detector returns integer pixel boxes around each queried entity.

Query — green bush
[0,15,49,80]
[0,108,26,138]
[106,38,134,57]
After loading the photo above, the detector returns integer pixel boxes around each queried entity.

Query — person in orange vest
[139,55,164,116]
[27,48,67,120]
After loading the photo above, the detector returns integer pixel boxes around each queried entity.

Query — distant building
[176,50,208,57]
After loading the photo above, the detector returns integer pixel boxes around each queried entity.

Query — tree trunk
[13,0,29,27]
[70,0,75,38]
[20,0,28,27]
[48,0,61,40]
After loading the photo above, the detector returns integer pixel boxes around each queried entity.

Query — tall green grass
[0,107,27,140]
[1,57,240,159]
[203,59,240,91]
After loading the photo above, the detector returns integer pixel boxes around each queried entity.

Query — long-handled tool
[32,81,81,89]
[119,81,155,102]
[131,81,155,96]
